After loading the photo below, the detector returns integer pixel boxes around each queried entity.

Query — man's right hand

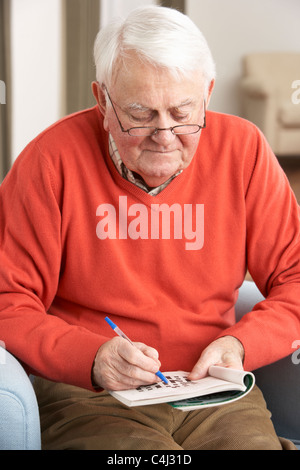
[92,337,162,391]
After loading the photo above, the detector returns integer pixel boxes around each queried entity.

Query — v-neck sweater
[1,106,300,390]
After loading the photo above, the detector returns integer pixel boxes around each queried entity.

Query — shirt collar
[108,134,182,196]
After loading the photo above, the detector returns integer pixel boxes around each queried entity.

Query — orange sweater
[1,107,300,390]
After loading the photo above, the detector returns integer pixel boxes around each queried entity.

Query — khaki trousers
[33,378,296,450]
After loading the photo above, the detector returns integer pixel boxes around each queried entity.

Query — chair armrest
[254,355,300,446]
[240,76,275,98]
[0,347,41,450]
[236,281,300,446]
[235,280,264,319]
[239,80,278,148]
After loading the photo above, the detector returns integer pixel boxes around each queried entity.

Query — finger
[189,350,244,381]
[119,340,161,374]
[189,340,224,379]
[95,345,158,390]
[114,353,158,384]
[93,338,161,390]
[134,342,161,365]
[215,351,244,370]
[188,337,245,381]
[104,366,157,391]
[188,346,228,380]
[188,355,213,381]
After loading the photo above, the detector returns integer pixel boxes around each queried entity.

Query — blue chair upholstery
[0,280,298,450]
[0,347,41,450]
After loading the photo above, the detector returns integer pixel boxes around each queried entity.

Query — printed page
[110,370,250,406]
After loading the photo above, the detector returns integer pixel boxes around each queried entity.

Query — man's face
[93,53,214,188]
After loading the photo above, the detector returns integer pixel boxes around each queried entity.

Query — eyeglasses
[104,87,206,137]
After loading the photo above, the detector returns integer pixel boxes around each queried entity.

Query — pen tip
[156,371,168,384]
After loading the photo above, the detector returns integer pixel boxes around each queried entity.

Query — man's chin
[139,170,179,188]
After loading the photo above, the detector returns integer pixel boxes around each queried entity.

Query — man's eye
[174,114,190,122]
[129,114,152,123]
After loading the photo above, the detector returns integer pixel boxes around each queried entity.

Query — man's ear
[206,79,215,106]
[92,81,107,116]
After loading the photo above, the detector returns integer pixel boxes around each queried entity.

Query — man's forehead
[111,55,205,109]
[123,97,198,112]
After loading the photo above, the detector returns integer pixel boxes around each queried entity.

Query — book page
[209,366,250,386]
[110,370,247,405]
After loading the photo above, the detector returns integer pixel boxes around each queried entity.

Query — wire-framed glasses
[104,87,206,137]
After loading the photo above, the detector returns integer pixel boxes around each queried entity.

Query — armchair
[240,52,300,156]
[0,346,41,450]
[0,281,299,449]
[235,281,300,448]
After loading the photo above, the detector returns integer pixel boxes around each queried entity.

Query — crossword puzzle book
[109,366,255,410]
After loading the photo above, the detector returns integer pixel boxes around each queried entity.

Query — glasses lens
[128,125,202,137]
[128,128,157,137]
[173,125,201,135]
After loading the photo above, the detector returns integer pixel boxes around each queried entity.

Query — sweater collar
[108,134,182,196]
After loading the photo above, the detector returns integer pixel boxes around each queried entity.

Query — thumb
[188,358,210,381]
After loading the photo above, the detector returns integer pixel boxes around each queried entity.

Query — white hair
[94,5,216,89]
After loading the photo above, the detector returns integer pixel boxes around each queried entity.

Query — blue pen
[105,316,169,385]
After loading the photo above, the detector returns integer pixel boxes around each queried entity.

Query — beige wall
[101,0,155,27]
[11,0,62,161]
[11,0,300,161]
[10,0,157,162]
[187,0,300,115]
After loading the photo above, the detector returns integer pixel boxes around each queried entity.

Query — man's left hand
[188,336,245,381]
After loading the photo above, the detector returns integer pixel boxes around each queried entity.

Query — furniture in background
[0,281,299,450]
[240,52,300,156]
[0,345,41,450]
[235,281,300,448]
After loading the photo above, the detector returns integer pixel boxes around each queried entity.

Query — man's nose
[150,127,177,146]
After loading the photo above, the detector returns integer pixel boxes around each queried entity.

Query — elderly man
[0,6,299,450]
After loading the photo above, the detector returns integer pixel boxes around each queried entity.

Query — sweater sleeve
[218,127,300,371]
[0,142,104,390]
